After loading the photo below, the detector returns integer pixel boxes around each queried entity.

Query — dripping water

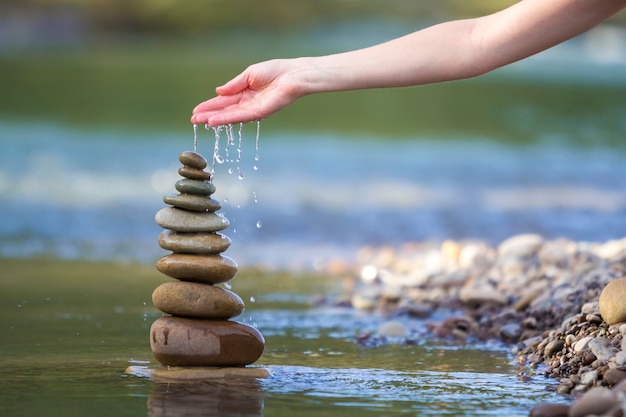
[193,124,198,152]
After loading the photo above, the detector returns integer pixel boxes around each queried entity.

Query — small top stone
[179,151,207,170]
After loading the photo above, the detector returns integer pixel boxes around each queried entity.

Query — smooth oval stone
[178,165,212,181]
[150,317,265,367]
[599,278,626,325]
[179,151,207,170]
[156,254,238,284]
[175,179,216,196]
[163,194,221,212]
[158,230,231,254]
[152,281,244,319]
[155,207,228,232]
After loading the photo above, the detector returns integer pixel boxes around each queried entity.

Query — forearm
[296,0,626,95]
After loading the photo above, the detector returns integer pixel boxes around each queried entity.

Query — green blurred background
[1,0,624,138]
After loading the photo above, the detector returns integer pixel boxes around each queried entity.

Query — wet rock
[156,254,238,284]
[568,387,621,417]
[152,281,244,319]
[175,179,216,195]
[163,194,222,212]
[179,151,208,169]
[528,402,569,417]
[150,317,265,367]
[178,165,212,181]
[158,231,231,254]
[155,207,229,232]
[599,278,626,325]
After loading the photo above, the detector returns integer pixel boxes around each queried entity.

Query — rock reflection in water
[148,378,264,417]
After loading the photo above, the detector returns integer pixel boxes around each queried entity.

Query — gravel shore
[329,234,626,417]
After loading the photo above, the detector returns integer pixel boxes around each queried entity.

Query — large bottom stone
[150,317,265,367]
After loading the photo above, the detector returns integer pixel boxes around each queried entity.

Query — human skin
[191,0,626,126]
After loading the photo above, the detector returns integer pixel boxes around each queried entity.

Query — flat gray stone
[155,207,228,232]
[163,194,221,212]
[175,179,216,196]
[158,230,231,254]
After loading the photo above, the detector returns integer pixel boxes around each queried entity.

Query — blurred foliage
[2,0,523,34]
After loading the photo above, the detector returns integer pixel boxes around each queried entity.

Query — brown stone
[150,317,265,367]
[178,165,212,181]
[152,281,244,319]
[156,254,238,284]
[569,387,620,417]
[155,207,228,233]
[158,230,231,254]
[179,151,207,170]
[599,278,626,325]
[603,368,626,387]
[163,194,221,212]
[175,179,216,195]
[528,402,569,417]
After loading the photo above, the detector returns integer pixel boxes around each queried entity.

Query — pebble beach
[326,234,626,416]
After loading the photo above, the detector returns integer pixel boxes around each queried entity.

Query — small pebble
[179,151,207,169]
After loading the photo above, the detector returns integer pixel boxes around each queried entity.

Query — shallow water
[0,259,565,417]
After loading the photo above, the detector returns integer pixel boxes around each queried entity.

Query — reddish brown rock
[158,231,231,254]
[528,402,569,417]
[156,254,238,284]
[152,281,244,319]
[150,317,265,367]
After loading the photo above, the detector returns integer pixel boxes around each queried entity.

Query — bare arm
[191,0,626,126]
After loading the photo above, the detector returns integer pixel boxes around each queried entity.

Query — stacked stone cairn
[149,151,265,378]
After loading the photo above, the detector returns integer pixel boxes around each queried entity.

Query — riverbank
[322,234,626,416]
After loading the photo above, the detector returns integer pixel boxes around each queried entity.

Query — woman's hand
[191,58,309,126]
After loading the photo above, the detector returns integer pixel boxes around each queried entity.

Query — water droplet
[253,165,258,171]
[250,296,256,303]
[238,172,244,180]
[228,167,234,174]
[256,220,262,228]
[224,282,232,290]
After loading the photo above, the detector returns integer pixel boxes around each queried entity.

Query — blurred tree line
[0,0,560,35]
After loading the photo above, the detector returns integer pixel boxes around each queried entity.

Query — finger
[215,71,250,96]
[192,94,242,114]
